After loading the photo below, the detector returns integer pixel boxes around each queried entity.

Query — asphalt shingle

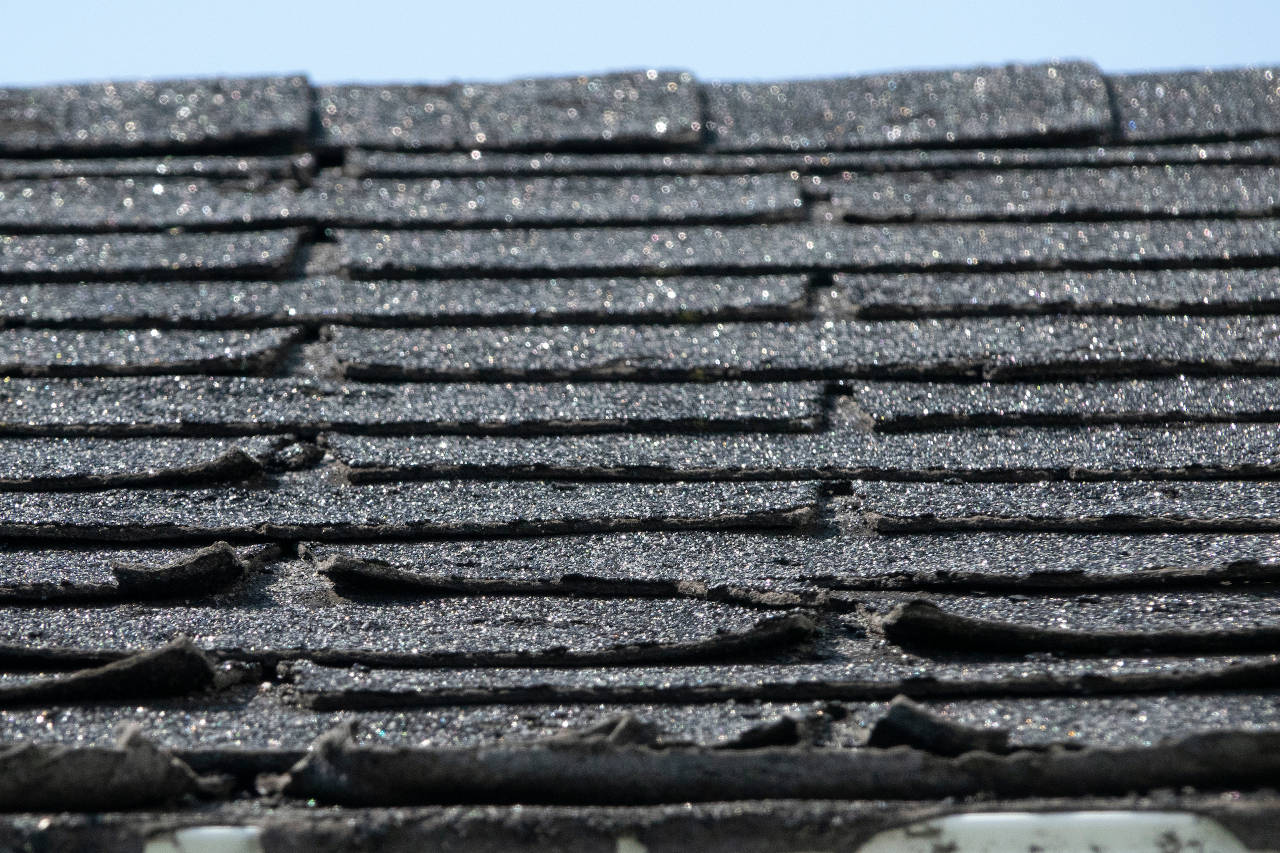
[328,315,1280,381]
[0,229,303,282]
[0,327,302,377]
[1110,68,1280,142]
[826,268,1280,318]
[0,474,819,541]
[337,219,1280,277]
[822,165,1280,222]
[0,274,809,327]
[0,377,825,435]
[324,423,1280,482]
[704,63,1112,151]
[310,174,804,227]
[0,178,306,232]
[0,76,311,154]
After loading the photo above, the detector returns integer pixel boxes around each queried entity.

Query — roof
[3,62,1280,849]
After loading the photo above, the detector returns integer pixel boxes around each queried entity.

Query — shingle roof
[3,63,1280,849]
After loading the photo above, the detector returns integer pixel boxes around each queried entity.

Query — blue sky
[1,0,1276,85]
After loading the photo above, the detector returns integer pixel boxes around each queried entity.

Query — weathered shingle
[0,474,819,540]
[8,63,1280,832]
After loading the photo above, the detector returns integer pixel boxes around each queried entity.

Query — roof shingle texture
[3,63,1280,849]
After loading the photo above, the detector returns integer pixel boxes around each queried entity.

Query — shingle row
[2,67,1277,156]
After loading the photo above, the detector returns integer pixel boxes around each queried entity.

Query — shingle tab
[457,71,702,150]
[1110,68,1280,142]
[0,596,792,664]
[329,315,1280,381]
[0,690,828,750]
[337,219,1280,277]
[827,268,1280,318]
[0,545,270,598]
[303,531,1280,595]
[0,178,305,232]
[310,174,804,227]
[704,63,1111,151]
[823,165,1280,222]
[0,327,302,377]
[0,377,825,436]
[0,274,808,327]
[0,473,819,541]
[0,230,303,282]
[325,423,1280,482]
[0,436,274,489]
[848,480,1280,532]
[0,76,311,154]
[317,71,700,152]
[870,590,1280,653]
[286,647,1280,705]
[843,377,1280,429]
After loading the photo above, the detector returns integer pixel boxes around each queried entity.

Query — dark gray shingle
[0,76,311,154]
[704,63,1111,151]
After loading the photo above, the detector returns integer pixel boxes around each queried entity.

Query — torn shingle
[0,686,833,752]
[288,648,1280,707]
[704,63,1111,151]
[0,178,306,232]
[301,531,1280,595]
[0,543,271,601]
[0,639,218,707]
[0,473,819,541]
[0,377,824,436]
[0,730,207,811]
[823,165,1280,222]
[826,268,1280,318]
[842,377,1280,429]
[268,728,1280,805]
[0,598,813,666]
[328,315,1280,381]
[0,229,303,282]
[875,593,1280,654]
[1110,68,1280,142]
[310,174,804,227]
[0,274,809,327]
[0,76,311,155]
[0,327,302,377]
